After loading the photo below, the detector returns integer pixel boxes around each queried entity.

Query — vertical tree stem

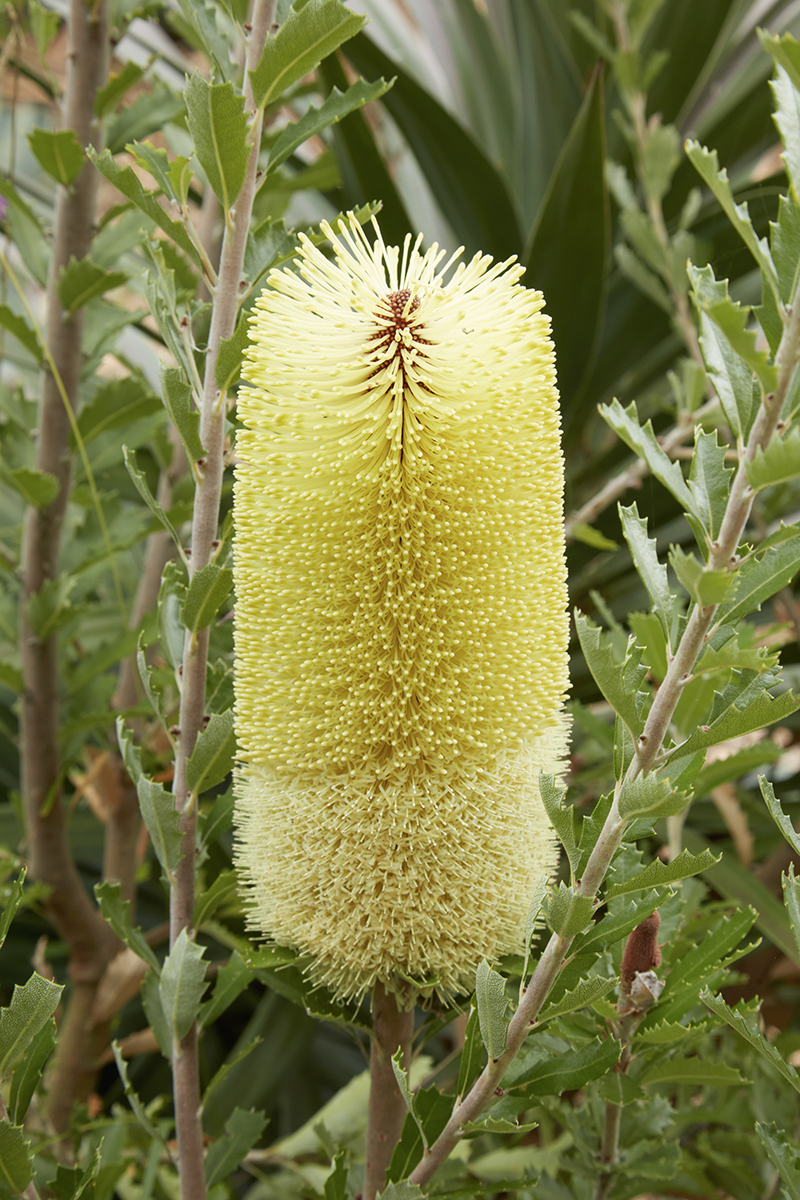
[365,983,415,1200]
[168,6,275,1197]
[19,0,118,1134]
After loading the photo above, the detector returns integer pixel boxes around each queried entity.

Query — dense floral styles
[233,216,569,1001]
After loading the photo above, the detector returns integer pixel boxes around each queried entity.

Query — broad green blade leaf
[88,148,202,268]
[572,890,666,958]
[654,909,757,1025]
[640,1057,746,1087]
[176,0,236,83]
[94,880,160,973]
[0,463,59,509]
[198,950,251,1029]
[160,366,204,463]
[386,1087,453,1184]
[0,1121,33,1198]
[507,1037,620,1095]
[716,537,800,622]
[618,772,690,822]
[0,870,26,952]
[57,255,127,313]
[669,544,734,606]
[597,1071,645,1107]
[619,503,674,642]
[601,398,695,515]
[193,868,238,931]
[7,1016,56,1124]
[606,848,720,899]
[545,882,594,938]
[159,927,209,1046]
[475,959,511,1061]
[761,776,800,854]
[117,718,183,882]
[525,64,607,408]
[687,428,734,541]
[748,430,800,492]
[521,874,550,980]
[75,375,160,447]
[700,987,800,1093]
[325,1151,347,1200]
[783,864,800,962]
[112,1041,168,1143]
[391,1046,424,1143]
[456,1005,484,1100]
[690,262,777,395]
[267,78,392,175]
[0,972,63,1077]
[671,677,800,759]
[536,975,616,1024]
[756,1122,800,1200]
[343,31,521,263]
[123,445,183,553]
[206,1108,269,1188]
[249,0,366,110]
[181,563,234,635]
[686,141,780,304]
[0,303,42,362]
[697,309,757,441]
[186,709,235,797]
[94,61,145,117]
[27,127,85,185]
[760,29,800,95]
[185,72,250,213]
[539,776,578,872]
[575,614,650,739]
[141,972,171,1060]
[215,311,249,394]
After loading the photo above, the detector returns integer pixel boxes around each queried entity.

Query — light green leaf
[249,0,366,111]
[536,976,616,1024]
[619,503,674,641]
[7,1016,56,1124]
[198,950,251,1029]
[267,78,392,174]
[391,1046,426,1144]
[215,310,249,394]
[88,147,202,268]
[539,776,578,872]
[75,375,160,446]
[700,987,800,1093]
[27,127,85,186]
[94,880,160,973]
[29,0,60,61]
[475,959,511,1061]
[641,119,680,203]
[685,141,780,303]
[640,1057,746,1087]
[193,868,238,931]
[521,874,550,981]
[575,613,649,739]
[756,1122,800,1200]
[0,303,42,362]
[748,429,800,491]
[159,927,209,1046]
[95,61,145,117]
[761,776,800,854]
[690,262,777,397]
[601,398,695,514]
[57,255,127,313]
[607,848,720,898]
[618,772,690,822]
[669,544,734,606]
[182,563,233,635]
[206,1108,269,1188]
[187,709,235,798]
[24,574,76,639]
[507,1037,620,1095]
[760,30,800,92]
[671,676,800,759]
[545,882,594,938]
[783,864,800,963]
[117,718,183,882]
[614,243,672,312]
[0,972,63,1077]
[0,463,59,509]
[141,972,171,1060]
[772,67,800,201]
[185,72,250,213]
[112,1040,169,1144]
[569,521,620,551]
[160,365,204,463]
[380,1185,425,1200]
[456,1006,483,1100]
[0,871,26,952]
[0,1121,33,1198]
[176,0,237,84]
[123,445,184,554]
[717,537,800,622]
[688,428,734,540]
[324,1151,348,1200]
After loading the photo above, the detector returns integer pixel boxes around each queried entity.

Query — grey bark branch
[18,0,117,1134]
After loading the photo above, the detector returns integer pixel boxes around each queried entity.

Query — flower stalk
[365,984,415,1200]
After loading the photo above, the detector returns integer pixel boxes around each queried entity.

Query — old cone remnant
[233,215,569,1002]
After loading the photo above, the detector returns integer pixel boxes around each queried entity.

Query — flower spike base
[365,983,415,1200]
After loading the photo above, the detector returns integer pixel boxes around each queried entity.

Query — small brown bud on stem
[620,912,661,991]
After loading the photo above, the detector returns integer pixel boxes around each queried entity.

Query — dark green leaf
[267,78,392,174]
[671,676,800,759]
[94,880,160,973]
[7,1017,56,1124]
[0,303,42,362]
[186,709,235,796]
[94,61,145,117]
[700,988,800,1093]
[717,537,800,622]
[756,1122,800,1200]
[215,311,249,394]
[475,959,511,1060]
[117,718,183,882]
[640,1057,746,1087]
[0,1121,33,1199]
[575,613,649,739]
[193,868,238,931]
[185,72,250,213]
[57,255,127,313]
[198,950,251,1029]
[160,365,204,463]
[536,975,616,1024]
[456,1005,484,1099]
[0,973,63,1077]
[0,871,26,952]
[123,444,184,553]
[761,776,800,855]
[182,563,234,635]
[159,927,209,1045]
[206,1108,268,1188]
[506,1037,620,1095]
[606,848,720,898]
[250,0,366,110]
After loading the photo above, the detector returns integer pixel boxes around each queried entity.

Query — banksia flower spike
[233,215,569,1004]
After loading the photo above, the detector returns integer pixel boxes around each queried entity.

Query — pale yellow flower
[233,215,569,1002]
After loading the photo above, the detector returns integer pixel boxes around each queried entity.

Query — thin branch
[18,0,118,1134]
[365,984,415,1200]
[168,5,276,1197]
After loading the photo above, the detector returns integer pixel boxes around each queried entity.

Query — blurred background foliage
[5,0,800,1196]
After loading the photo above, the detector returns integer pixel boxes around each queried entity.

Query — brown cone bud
[620,911,662,990]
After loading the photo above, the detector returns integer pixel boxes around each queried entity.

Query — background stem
[365,983,415,1200]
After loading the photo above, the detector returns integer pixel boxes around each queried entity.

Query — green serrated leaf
[539,776,578,873]
[7,1016,56,1124]
[606,849,720,898]
[783,863,800,963]
[391,1046,425,1143]
[0,303,42,362]
[619,503,674,642]
[0,871,26,953]
[57,255,127,313]
[198,950,251,1029]
[176,0,237,83]
[325,1151,348,1200]
[546,881,595,938]
[206,1108,269,1188]
[249,0,367,111]
[95,61,145,117]
[654,909,757,1025]
[618,772,689,822]
[719,537,800,623]
[123,445,183,553]
[185,72,250,213]
[575,613,649,739]
[0,1121,34,1198]
[215,310,249,394]
[0,972,63,1078]
[506,1037,620,1095]
[761,776,800,854]
[672,676,800,759]
[669,544,734,606]
[159,927,209,1047]
[94,880,160,972]
[475,959,511,1061]
[756,1122,800,1200]
[160,365,204,463]
[521,874,549,981]
[186,709,235,797]
[182,563,233,636]
[117,718,183,882]
[88,148,202,268]
[700,987,800,1092]
[267,77,392,175]
[380,1184,425,1200]
[685,141,780,304]
[536,975,616,1024]
[27,127,85,186]
[688,428,734,541]
[112,1040,168,1143]
[601,398,694,515]
[29,0,60,61]
[748,429,800,491]
[193,868,238,931]
[640,1056,747,1087]
[0,462,59,509]
[456,1005,484,1099]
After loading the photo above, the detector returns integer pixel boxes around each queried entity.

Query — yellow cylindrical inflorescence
[233,215,569,1003]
